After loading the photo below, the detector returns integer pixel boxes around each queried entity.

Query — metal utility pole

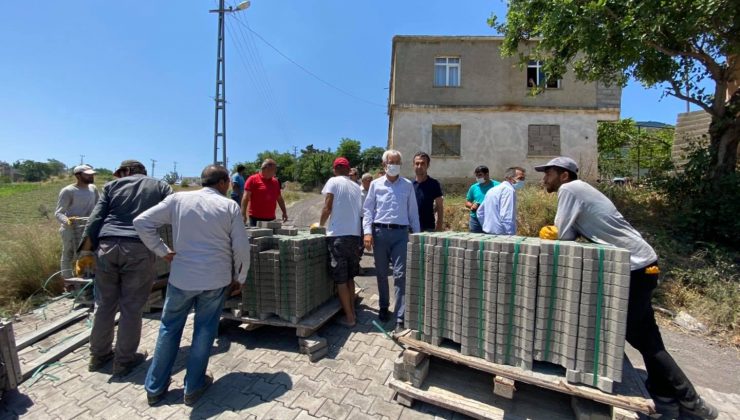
[80,155,85,165]
[173,161,178,174]
[209,1,250,167]
[151,159,157,178]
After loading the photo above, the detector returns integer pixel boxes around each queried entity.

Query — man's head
[382,149,402,178]
[236,164,246,175]
[349,167,359,182]
[333,157,351,176]
[201,165,230,195]
[535,157,579,193]
[413,152,431,178]
[474,165,490,183]
[114,160,147,178]
[73,165,96,185]
[260,159,277,178]
[361,172,373,189]
[504,166,526,184]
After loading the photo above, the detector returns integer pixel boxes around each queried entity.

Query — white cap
[534,157,579,173]
[73,165,96,175]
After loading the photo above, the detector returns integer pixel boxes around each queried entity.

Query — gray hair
[201,165,229,187]
[261,159,277,169]
[382,149,402,164]
[361,172,373,181]
[504,166,525,180]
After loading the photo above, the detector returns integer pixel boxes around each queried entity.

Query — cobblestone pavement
[2,255,739,419]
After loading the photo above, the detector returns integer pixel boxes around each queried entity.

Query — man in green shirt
[465,165,499,233]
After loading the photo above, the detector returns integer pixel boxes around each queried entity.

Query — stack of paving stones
[406,232,631,393]
[241,222,334,323]
[298,335,328,362]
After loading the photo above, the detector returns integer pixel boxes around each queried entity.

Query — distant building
[387,36,621,183]
[0,161,17,181]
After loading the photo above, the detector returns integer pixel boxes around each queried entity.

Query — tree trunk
[708,92,739,178]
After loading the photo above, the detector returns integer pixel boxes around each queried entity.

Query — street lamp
[209,0,251,167]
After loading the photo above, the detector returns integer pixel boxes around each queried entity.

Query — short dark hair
[413,152,431,164]
[553,166,578,181]
[474,165,489,174]
[236,164,245,172]
[201,165,230,187]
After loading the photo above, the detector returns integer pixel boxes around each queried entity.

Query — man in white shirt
[537,156,717,420]
[320,157,362,327]
[54,164,99,279]
[477,166,525,235]
[363,150,421,330]
[134,165,250,407]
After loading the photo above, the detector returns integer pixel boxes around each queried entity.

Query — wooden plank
[397,332,654,415]
[15,309,89,351]
[0,322,22,390]
[390,379,502,420]
[20,314,119,383]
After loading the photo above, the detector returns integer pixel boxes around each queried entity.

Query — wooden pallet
[393,331,654,419]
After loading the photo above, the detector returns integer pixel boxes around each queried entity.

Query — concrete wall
[389,108,607,183]
[391,37,619,111]
[671,111,712,167]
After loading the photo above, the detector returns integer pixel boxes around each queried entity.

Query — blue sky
[0,1,696,177]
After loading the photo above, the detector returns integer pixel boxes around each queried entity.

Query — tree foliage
[12,159,67,182]
[336,138,362,168]
[491,0,739,177]
[359,146,385,174]
[598,119,674,180]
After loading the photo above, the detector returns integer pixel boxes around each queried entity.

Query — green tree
[336,138,362,167]
[359,146,384,174]
[296,145,335,188]
[598,120,674,180]
[255,150,296,182]
[491,0,739,178]
[12,160,51,182]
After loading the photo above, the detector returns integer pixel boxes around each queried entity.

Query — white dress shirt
[477,181,517,235]
[362,175,421,235]
[133,187,251,291]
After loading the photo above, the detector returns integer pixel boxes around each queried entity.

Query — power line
[229,14,385,108]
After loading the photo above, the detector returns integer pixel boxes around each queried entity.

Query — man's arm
[241,190,252,223]
[407,183,421,233]
[277,195,288,222]
[362,182,376,235]
[133,197,175,258]
[80,184,111,251]
[319,193,334,227]
[554,189,580,240]
[434,196,444,231]
[499,188,516,235]
[465,185,476,210]
[231,205,251,284]
[54,188,72,225]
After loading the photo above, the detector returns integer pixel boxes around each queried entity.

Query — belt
[373,223,408,230]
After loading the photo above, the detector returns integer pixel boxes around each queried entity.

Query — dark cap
[534,157,579,173]
[114,159,145,177]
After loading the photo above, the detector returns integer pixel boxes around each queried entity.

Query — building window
[432,125,461,157]
[527,60,560,89]
[434,57,460,87]
[528,125,561,156]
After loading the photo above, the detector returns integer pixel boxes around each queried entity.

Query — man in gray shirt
[134,165,250,406]
[55,164,99,279]
[80,159,173,377]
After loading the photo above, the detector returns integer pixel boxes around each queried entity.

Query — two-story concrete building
[387,36,621,183]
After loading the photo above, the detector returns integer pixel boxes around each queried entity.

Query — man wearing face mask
[362,150,420,330]
[477,167,526,235]
[465,165,499,233]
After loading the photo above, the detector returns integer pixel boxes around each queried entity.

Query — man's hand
[66,216,77,226]
[282,212,289,222]
[229,280,242,296]
[74,251,96,277]
[163,252,176,262]
[363,234,373,251]
[471,203,479,212]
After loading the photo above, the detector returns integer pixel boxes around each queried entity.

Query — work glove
[539,225,558,240]
[74,251,96,277]
[310,222,320,229]
[66,216,76,226]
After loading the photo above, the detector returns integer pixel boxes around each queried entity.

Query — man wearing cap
[55,165,99,279]
[320,157,362,327]
[363,149,421,330]
[537,156,718,420]
[465,165,499,233]
[80,159,173,378]
[241,159,288,227]
[477,166,526,235]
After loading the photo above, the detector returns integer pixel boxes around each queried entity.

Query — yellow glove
[74,252,96,277]
[310,222,320,229]
[66,216,76,226]
[539,225,558,240]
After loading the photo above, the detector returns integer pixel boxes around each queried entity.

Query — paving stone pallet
[406,232,632,393]
[241,224,334,323]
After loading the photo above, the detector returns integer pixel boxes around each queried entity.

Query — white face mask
[386,164,401,177]
[476,177,485,184]
[513,180,525,190]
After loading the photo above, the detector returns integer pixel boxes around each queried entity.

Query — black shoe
[112,351,148,377]
[650,396,679,419]
[88,351,114,372]
[184,374,213,406]
[378,308,390,322]
[680,397,719,420]
[147,379,171,406]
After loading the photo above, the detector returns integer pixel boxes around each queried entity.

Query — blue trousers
[372,227,408,325]
[145,284,227,397]
[469,216,483,233]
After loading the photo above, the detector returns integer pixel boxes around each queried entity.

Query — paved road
[286,194,324,229]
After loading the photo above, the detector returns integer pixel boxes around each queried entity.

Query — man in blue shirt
[477,167,526,235]
[412,152,444,232]
[363,149,420,330]
[230,164,246,206]
[465,165,499,233]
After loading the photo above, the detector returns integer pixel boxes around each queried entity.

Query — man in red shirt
[241,159,288,226]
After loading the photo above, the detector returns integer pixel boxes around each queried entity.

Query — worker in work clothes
[537,156,718,420]
[79,159,173,378]
[134,165,250,407]
[363,149,420,331]
[55,164,99,279]
[320,157,363,328]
